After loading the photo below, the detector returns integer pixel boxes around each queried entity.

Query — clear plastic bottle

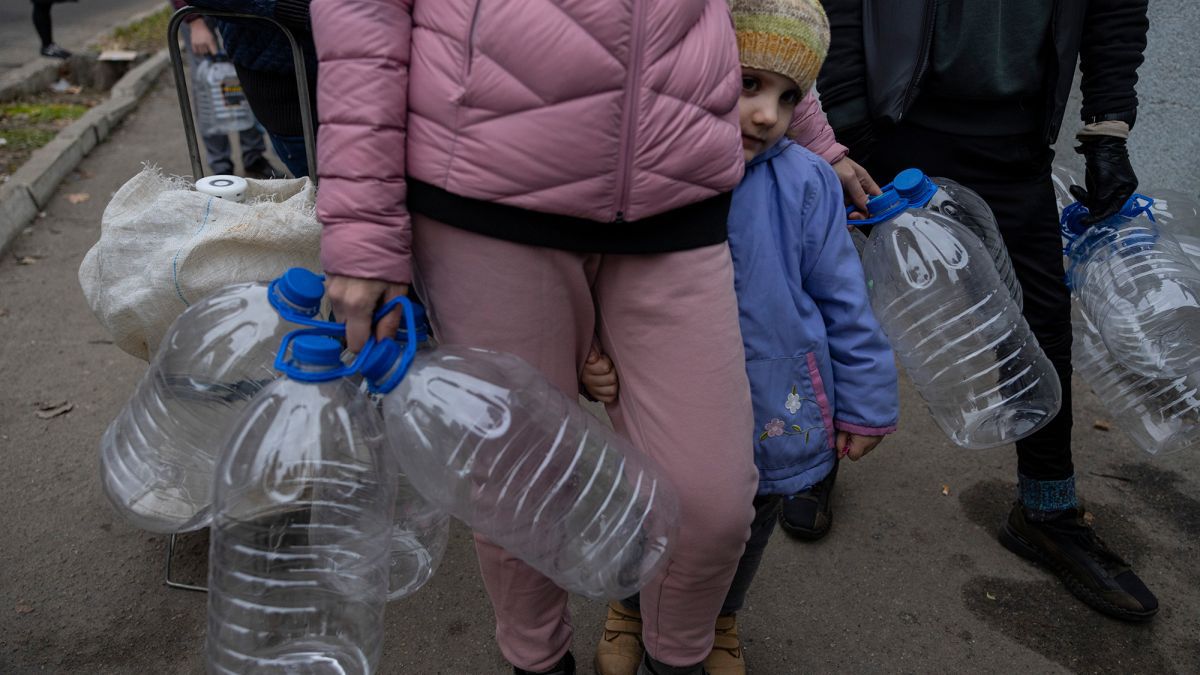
[207,334,395,675]
[892,168,1024,310]
[1051,163,1084,215]
[371,306,451,602]
[1064,195,1200,378]
[100,268,325,533]
[362,341,680,601]
[1072,304,1200,456]
[861,193,1061,448]
[1144,188,1200,261]
[193,56,256,138]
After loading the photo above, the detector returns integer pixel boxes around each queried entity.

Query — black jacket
[817,0,1149,144]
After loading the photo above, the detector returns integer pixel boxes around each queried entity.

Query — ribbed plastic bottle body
[385,475,450,601]
[206,377,395,675]
[925,178,1024,310]
[1051,164,1084,215]
[1146,189,1200,261]
[1072,304,1200,455]
[100,282,303,533]
[863,211,1061,448]
[379,347,680,600]
[1067,213,1200,378]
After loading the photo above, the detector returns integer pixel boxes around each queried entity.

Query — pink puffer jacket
[312,0,843,283]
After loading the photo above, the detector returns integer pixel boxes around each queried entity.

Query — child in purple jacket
[584,1,899,672]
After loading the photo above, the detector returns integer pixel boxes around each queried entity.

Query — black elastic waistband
[408,181,731,254]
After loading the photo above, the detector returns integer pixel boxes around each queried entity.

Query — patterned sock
[1018,473,1078,521]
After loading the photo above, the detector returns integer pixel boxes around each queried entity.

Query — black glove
[1069,135,1137,225]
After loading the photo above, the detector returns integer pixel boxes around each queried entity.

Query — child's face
[739,67,801,162]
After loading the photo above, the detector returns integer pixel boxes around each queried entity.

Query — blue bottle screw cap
[361,337,402,383]
[893,168,936,205]
[277,268,324,310]
[291,335,343,367]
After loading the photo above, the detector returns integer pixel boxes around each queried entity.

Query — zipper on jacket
[613,0,646,222]
[465,0,484,77]
[898,0,936,120]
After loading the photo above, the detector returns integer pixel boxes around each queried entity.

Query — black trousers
[860,124,1075,481]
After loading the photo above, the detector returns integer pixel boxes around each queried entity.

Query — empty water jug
[100,268,326,533]
[207,334,395,674]
[1064,195,1200,378]
[892,168,1023,309]
[1051,163,1084,215]
[374,305,451,602]
[193,56,256,137]
[1144,188,1200,261]
[860,191,1061,448]
[362,339,680,601]
[1072,304,1200,456]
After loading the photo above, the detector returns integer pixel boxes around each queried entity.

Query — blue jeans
[269,133,310,178]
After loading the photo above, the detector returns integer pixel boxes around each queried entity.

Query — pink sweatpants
[412,216,758,671]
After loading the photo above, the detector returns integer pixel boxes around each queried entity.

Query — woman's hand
[326,274,409,352]
[189,20,219,56]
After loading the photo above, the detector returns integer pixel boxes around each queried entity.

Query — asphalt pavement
[0,0,162,72]
[0,72,1198,674]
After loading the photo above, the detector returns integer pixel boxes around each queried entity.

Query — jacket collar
[747,138,792,169]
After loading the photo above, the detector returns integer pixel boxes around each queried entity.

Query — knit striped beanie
[730,0,830,92]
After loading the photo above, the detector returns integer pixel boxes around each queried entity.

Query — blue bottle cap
[892,168,937,206]
[360,337,401,383]
[291,335,343,367]
[277,268,324,310]
[866,189,901,214]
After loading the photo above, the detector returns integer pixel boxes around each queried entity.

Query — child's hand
[836,431,883,461]
[581,345,619,403]
[831,157,881,220]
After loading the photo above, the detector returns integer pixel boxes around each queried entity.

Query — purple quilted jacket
[311,0,748,283]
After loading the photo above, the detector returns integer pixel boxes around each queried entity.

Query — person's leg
[718,496,780,617]
[32,1,53,48]
[594,244,757,671]
[866,125,1156,621]
[268,133,310,178]
[411,215,595,673]
[180,21,235,175]
[240,125,282,178]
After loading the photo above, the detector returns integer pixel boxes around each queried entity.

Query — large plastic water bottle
[207,334,395,674]
[99,268,325,533]
[860,191,1061,448]
[1051,164,1084,215]
[372,305,451,602]
[1072,304,1200,456]
[1064,195,1200,378]
[1145,188,1200,260]
[361,339,680,601]
[892,168,1024,309]
[193,56,256,137]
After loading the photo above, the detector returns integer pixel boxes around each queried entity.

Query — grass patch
[97,7,173,54]
[1,100,92,176]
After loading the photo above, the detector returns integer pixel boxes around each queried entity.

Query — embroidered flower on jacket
[764,418,786,437]
[785,391,803,414]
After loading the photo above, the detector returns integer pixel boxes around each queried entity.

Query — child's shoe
[778,458,838,540]
[999,502,1158,622]
[514,651,576,675]
[595,601,644,675]
[702,614,745,675]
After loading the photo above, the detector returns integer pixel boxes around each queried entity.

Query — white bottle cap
[196,175,248,203]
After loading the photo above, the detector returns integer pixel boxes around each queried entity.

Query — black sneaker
[999,503,1158,622]
[40,43,72,59]
[514,651,575,675]
[778,457,838,541]
[243,156,285,180]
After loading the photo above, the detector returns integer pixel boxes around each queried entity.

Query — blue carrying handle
[273,294,420,385]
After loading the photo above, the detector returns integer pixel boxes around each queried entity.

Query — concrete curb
[1,50,169,254]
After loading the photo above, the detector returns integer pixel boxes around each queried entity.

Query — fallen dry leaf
[1093,419,1111,431]
[66,192,90,204]
[35,401,73,419]
[16,255,40,265]
[941,484,951,496]
[76,168,94,179]
[15,603,34,614]
[0,308,9,318]
[1083,512,1096,526]
[985,592,996,601]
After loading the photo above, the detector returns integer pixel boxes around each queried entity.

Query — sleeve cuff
[834,420,896,436]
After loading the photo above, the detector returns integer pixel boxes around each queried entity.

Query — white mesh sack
[79,167,321,361]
